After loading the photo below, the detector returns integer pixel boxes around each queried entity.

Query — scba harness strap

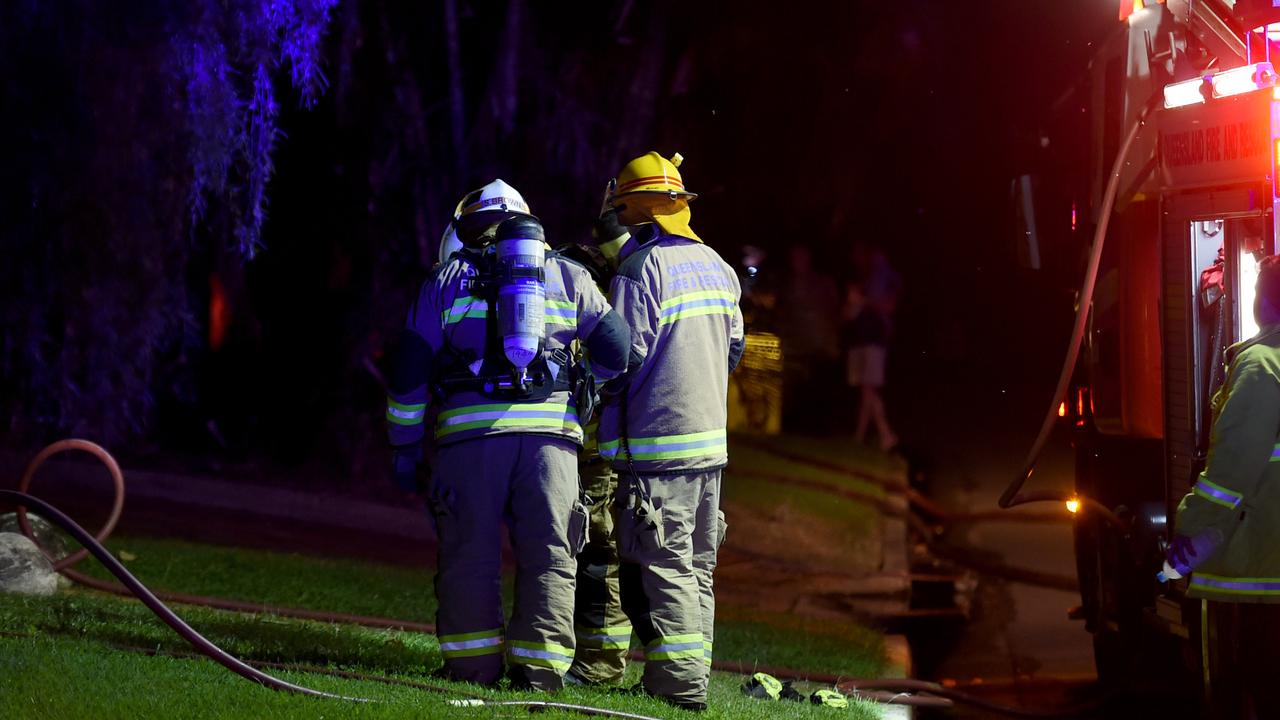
[432,247,581,404]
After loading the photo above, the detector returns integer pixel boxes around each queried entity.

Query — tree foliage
[1,0,902,476]
[1,0,338,446]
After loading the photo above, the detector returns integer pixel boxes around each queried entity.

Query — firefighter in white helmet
[386,179,631,690]
[595,152,745,710]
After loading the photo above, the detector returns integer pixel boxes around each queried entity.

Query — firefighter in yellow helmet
[594,152,745,710]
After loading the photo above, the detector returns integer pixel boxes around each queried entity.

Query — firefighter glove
[391,444,424,495]
[1166,534,1199,571]
[593,205,628,245]
[811,689,849,708]
[741,673,804,702]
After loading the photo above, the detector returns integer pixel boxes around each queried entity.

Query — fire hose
[2,439,1125,715]
[2,441,662,718]
[998,95,1159,518]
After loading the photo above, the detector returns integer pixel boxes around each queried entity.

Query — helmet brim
[614,189,698,202]
[455,210,532,245]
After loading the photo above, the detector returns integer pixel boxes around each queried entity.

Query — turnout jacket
[598,232,745,473]
[1175,326,1280,602]
[386,251,628,448]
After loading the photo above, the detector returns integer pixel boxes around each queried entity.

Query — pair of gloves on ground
[741,672,849,708]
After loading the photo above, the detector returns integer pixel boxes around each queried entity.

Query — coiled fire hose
[4,439,1112,715]
[1,440,661,718]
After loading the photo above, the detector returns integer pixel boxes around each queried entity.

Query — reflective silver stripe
[648,641,703,654]
[509,646,573,663]
[578,626,632,649]
[387,406,425,421]
[439,635,503,652]
[440,408,571,427]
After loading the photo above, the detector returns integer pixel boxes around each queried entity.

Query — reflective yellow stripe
[645,633,704,661]
[436,402,580,439]
[507,639,574,670]
[439,628,504,659]
[599,429,726,461]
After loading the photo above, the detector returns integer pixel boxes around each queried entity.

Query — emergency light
[1163,76,1206,109]
[1210,62,1276,99]
[1163,62,1277,109]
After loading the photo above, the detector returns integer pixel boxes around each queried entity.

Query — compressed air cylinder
[494,217,547,377]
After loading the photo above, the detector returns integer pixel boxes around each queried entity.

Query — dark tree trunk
[444,0,467,178]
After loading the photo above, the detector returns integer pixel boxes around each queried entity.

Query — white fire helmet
[453,179,532,244]
[438,221,463,264]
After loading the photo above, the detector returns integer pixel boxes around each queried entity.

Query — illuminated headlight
[1164,76,1207,109]
[1210,62,1277,99]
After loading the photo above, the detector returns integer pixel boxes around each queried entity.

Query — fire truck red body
[1068,0,1280,699]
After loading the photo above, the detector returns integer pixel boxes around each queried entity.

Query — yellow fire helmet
[611,152,702,243]
[614,151,697,200]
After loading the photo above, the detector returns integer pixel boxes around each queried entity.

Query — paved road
[924,429,1094,686]
[895,378,1102,717]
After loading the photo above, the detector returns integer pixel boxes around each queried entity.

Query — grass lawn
[1,534,889,719]
[2,433,899,718]
[720,434,904,579]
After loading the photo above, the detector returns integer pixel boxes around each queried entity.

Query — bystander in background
[846,241,900,450]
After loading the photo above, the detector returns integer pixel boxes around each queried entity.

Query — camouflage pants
[569,461,632,684]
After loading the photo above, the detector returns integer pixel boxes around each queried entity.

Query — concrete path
[909,415,1098,717]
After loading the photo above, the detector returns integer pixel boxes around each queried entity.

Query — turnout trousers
[429,435,584,690]
[616,469,724,706]
[570,461,632,684]
[1203,600,1280,719]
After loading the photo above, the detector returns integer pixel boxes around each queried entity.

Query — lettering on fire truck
[1163,120,1267,168]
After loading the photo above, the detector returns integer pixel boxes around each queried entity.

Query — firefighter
[555,242,633,686]
[1170,254,1280,718]
[596,152,745,710]
[386,180,631,691]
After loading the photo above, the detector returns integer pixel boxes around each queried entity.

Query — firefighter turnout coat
[1175,325,1280,602]
[598,230,745,706]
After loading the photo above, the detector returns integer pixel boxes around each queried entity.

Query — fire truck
[1050,0,1280,701]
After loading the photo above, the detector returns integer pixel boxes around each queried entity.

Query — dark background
[0,1,1119,486]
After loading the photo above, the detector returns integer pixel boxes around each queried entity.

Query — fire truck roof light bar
[1164,76,1206,109]
[1212,62,1276,98]
[1163,62,1278,109]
